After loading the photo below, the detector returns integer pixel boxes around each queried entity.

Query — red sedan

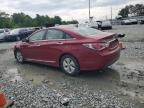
[14,27,120,76]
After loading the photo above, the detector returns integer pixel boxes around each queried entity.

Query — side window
[29,30,45,41]
[46,29,64,40]
[65,33,72,39]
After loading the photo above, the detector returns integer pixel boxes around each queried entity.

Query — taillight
[83,42,109,51]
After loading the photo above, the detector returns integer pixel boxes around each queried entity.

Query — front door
[21,30,46,60]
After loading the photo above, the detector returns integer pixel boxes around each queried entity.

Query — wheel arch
[14,48,22,58]
[59,53,80,68]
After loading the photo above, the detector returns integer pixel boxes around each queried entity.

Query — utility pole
[89,0,91,21]
[111,6,112,22]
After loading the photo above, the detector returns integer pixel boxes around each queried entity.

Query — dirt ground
[0,25,144,108]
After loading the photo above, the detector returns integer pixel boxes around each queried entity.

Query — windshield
[70,27,103,36]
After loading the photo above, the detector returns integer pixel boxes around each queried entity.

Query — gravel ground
[105,25,144,42]
[0,25,144,108]
[121,42,144,58]
[0,49,137,108]
[0,76,135,108]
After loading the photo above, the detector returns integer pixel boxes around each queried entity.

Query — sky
[0,0,144,22]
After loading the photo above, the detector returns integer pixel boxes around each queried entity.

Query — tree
[135,4,144,16]
[0,11,11,28]
[118,4,144,18]
[0,10,78,28]
[118,6,129,18]
[34,14,51,27]
[54,16,62,24]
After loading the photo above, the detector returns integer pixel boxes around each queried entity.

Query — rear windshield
[70,27,103,36]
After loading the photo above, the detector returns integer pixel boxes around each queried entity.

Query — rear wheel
[60,55,80,76]
[15,50,24,63]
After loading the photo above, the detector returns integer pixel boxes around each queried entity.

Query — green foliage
[118,4,144,18]
[0,11,78,28]
[12,13,33,27]
[0,11,12,28]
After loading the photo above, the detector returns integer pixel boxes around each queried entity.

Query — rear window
[70,27,103,36]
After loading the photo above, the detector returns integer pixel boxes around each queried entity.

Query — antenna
[111,6,112,22]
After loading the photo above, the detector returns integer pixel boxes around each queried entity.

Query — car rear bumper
[79,46,120,70]
[101,26,112,29]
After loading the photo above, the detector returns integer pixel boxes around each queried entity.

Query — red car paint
[14,27,120,70]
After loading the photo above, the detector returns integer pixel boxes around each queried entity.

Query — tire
[60,55,80,76]
[15,50,24,63]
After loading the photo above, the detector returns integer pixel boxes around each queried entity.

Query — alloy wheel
[16,51,23,63]
[63,57,76,74]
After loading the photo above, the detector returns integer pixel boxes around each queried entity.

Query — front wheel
[15,50,24,63]
[60,55,80,76]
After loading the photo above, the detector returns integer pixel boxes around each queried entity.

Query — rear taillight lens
[83,42,109,51]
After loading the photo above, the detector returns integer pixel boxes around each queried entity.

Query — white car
[0,29,10,41]
[129,19,138,24]
[121,20,131,25]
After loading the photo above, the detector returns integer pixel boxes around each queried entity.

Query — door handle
[35,44,41,46]
[28,44,41,47]
[56,42,63,45]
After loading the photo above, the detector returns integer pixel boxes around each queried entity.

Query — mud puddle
[15,63,66,87]
[4,68,23,82]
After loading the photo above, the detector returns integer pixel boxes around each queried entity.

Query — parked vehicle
[14,27,121,76]
[129,19,138,24]
[5,28,33,41]
[0,29,10,41]
[87,20,111,30]
[88,21,98,29]
[101,21,112,30]
[139,19,144,24]
[121,20,131,25]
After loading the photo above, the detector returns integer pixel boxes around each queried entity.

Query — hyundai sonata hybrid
[14,27,121,76]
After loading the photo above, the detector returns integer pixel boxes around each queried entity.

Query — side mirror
[22,38,29,42]
[117,34,125,38]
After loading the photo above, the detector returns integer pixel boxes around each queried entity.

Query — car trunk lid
[86,32,119,50]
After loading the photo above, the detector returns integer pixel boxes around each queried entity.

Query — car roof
[50,25,85,31]
[46,26,86,38]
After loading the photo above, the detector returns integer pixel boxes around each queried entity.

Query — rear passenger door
[40,29,72,65]
[41,29,66,64]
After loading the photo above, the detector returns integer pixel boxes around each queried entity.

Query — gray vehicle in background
[129,19,138,24]
[4,28,34,41]
[121,20,131,25]
[121,19,138,25]
[0,29,10,41]
[101,20,112,29]
[96,20,112,30]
